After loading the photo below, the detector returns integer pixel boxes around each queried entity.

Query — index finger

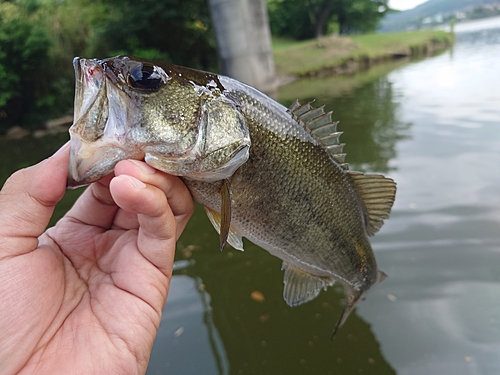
[114,160,194,238]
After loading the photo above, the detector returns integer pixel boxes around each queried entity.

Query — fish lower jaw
[67,138,144,188]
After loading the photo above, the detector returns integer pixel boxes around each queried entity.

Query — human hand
[0,142,194,375]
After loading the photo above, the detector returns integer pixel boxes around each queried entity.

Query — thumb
[0,142,70,256]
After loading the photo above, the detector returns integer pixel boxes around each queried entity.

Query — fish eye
[128,63,163,91]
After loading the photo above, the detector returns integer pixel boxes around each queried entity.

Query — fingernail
[129,160,156,175]
[126,175,146,189]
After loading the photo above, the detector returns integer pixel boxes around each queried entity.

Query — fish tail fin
[331,293,361,340]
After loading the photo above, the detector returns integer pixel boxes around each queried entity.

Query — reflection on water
[151,20,500,375]
[166,206,396,374]
[279,63,412,174]
[3,17,500,375]
[359,21,500,375]
[148,273,229,375]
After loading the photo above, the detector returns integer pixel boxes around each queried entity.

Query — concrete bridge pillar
[208,0,276,94]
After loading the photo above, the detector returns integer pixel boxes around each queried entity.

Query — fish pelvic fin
[287,99,348,169]
[348,172,397,236]
[204,206,244,251]
[282,262,334,307]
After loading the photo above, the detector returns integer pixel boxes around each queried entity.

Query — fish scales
[185,107,373,285]
[66,56,396,335]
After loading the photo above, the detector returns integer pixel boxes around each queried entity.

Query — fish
[67,55,396,336]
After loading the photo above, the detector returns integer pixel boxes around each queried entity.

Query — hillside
[380,0,500,32]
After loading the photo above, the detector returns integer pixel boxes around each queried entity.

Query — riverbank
[273,30,454,81]
[2,115,72,140]
[2,30,453,139]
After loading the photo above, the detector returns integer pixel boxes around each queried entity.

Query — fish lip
[66,137,104,189]
[67,56,145,189]
[73,56,80,78]
[67,137,94,189]
[73,57,107,122]
[67,173,87,189]
[67,135,144,189]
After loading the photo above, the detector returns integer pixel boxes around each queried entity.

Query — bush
[0,2,53,130]
[0,0,218,133]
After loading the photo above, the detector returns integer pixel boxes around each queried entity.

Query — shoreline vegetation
[273,30,454,84]
[3,30,454,139]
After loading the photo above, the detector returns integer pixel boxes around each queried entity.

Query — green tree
[90,0,217,70]
[333,0,388,34]
[0,0,52,128]
[0,0,218,131]
[268,0,388,39]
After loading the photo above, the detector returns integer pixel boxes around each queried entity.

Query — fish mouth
[67,57,143,189]
[67,137,119,188]
[67,135,146,189]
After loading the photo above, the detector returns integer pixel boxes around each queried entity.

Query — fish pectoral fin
[282,262,334,307]
[219,179,231,252]
[348,172,397,236]
[204,205,244,252]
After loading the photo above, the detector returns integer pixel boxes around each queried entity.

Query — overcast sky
[388,0,429,11]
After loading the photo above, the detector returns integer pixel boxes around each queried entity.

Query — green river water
[2,16,500,375]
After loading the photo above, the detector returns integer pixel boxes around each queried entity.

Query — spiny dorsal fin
[348,172,396,236]
[282,262,334,306]
[287,99,347,169]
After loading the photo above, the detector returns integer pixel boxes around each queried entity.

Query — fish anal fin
[282,262,334,307]
[287,99,347,169]
[331,292,361,339]
[348,171,397,236]
[204,205,244,251]
[331,271,388,339]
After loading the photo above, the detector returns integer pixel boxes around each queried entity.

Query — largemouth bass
[67,56,396,335]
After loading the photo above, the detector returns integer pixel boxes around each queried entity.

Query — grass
[272,30,454,77]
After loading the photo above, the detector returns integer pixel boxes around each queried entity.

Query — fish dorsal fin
[282,262,334,306]
[348,172,396,236]
[287,100,347,169]
[204,206,244,251]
